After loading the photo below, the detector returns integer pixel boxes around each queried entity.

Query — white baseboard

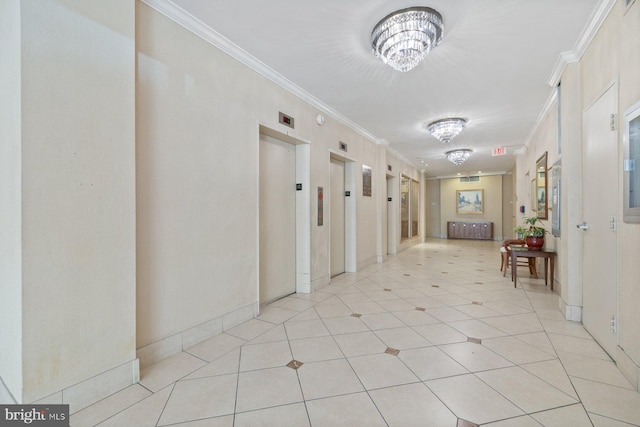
[137,302,258,369]
[565,305,582,322]
[27,359,138,413]
[311,275,330,291]
[357,256,378,271]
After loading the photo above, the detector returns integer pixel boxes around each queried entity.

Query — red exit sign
[492,147,507,156]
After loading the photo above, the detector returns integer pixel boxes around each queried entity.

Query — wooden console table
[447,221,493,240]
[511,249,555,290]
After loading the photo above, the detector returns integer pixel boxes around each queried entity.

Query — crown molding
[140,0,380,144]
[547,0,617,86]
[532,0,616,152]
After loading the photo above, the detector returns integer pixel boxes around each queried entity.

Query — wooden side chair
[500,239,537,278]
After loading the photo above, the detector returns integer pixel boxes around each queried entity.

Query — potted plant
[513,225,528,240]
[521,217,548,250]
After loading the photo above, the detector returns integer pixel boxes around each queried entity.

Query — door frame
[329,150,357,274]
[580,81,619,357]
[258,124,311,298]
[386,173,397,255]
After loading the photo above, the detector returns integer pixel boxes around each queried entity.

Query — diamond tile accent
[474,282,483,285]
[383,288,392,292]
[385,347,400,356]
[467,337,482,344]
[286,360,303,370]
[457,418,479,427]
[415,307,426,312]
[403,274,410,276]
[441,272,448,274]
[432,285,440,288]
[472,301,483,305]
[351,313,362,318]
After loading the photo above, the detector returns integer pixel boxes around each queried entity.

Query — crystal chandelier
[427,118,467,144]
[371,7,444,72]
[445,149,472,165]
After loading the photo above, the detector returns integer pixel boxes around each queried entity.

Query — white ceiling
[162,0,604,177]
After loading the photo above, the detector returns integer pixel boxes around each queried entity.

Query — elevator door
[330,159,345,277]
[259,134,296,304]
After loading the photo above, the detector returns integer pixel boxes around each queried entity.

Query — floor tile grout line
[567,373,638,392]
[519,286,589,409]
[118,240,638,426]
[585,409,639,427]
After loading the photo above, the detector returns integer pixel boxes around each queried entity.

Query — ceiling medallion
[371,7,444,72]
[445,149,472,165]
[427,118,467,144]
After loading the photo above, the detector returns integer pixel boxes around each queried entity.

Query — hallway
[71,239,640,426]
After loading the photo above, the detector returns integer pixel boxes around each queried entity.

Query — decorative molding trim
[140,0,379,144]
[547,0,617,86]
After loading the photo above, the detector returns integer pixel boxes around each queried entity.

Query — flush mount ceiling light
[371,7,444,72]
[445,149,472,165]
[427,118,467,144]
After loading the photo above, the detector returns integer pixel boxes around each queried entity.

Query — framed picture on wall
[456,189,483,214]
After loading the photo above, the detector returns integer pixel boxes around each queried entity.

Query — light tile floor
[71,239,640,426]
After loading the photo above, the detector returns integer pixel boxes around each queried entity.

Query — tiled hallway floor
[72,240,640,426]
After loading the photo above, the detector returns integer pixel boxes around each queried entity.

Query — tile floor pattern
[71,239,640,426]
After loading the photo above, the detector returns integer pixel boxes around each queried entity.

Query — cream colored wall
[515,105,560,284]
[502,172,514,239]
[0,0,23,402]
[440,175,503,239]
[579,0,640,369]
[135,3,421,347]
[16,1,137,402]
[558,63,584,315]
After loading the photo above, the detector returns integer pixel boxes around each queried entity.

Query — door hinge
[610,113,616,131]
[610,215,616,231]
[610,315,617,333]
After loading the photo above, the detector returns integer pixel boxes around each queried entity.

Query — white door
[330,159,345,277]
[582,85,618,356]
[259,134,296,304]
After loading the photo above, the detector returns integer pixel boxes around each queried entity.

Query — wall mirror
[536,151,548,219]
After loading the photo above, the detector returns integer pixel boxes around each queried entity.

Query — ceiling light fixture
[371,7,444,72]
[445,149,472,165]
[427,118,467,144]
